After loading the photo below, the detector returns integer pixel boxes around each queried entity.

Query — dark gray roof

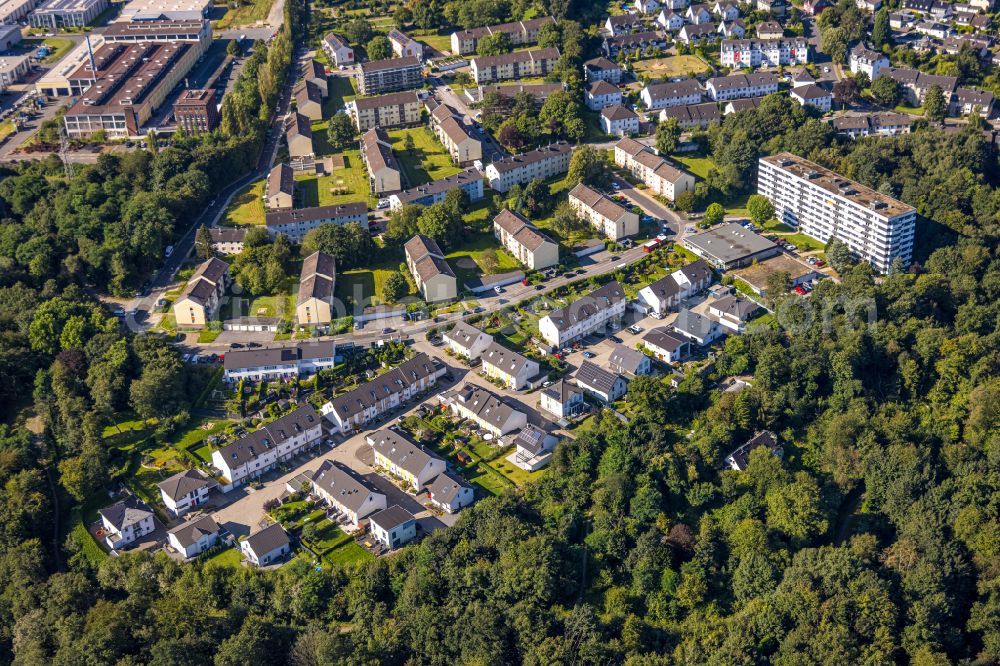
[727,430,779,471]
[244,523,289,556]
[541,378,581,403]
[369,429,441,476]
[481,341,536,378]
[488,142,572,174]
[544,281,626,332]
[449,383,521,429]
[157,469,211,502]
[427,472,471,504]
[645,78,704,101]
[223,341,336,370]
[642,274,681,301]
[676,259,713,285]
[444,321,490,350]
[190,257,229,285]
[512,424,548,456]
[327,353,438,421]
[710,294,760,320]
[265,202,367,227]
[674,308,716,338]
[369,504,416,531]
[359,55,421,73]
[311,460,382,513]
[168,515,219,548]
[209,227,246,243]
[608,344,648,375]
[392,168,482,205]
[99,496,153,531]
[683,222,777,265]
[216,405,321,467]
[642,327,689,352]
[575,360,624,394]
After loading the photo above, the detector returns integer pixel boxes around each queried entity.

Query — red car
[794,286,807,295]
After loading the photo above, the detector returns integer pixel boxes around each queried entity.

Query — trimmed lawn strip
[222,179,266,226]
[324,540,373,565]
[446,232,522,287]
[295,149,373,207]
[205,547,244,568]
[388,126,462,187]
[214,0,276,29]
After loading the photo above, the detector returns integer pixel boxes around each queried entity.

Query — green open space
[446,233,523,287]
[324,540,373,566]
[632,54,712,79]
[222,179,266,226]
[213,0,276,29]
[411,29,453,54]
[204,547,244,568]
[672,154,716,180]
[388,127,462,187]
[322,76,356,119]
[336,251,413,307]
[25,38,75,64]
[295,149,373,207]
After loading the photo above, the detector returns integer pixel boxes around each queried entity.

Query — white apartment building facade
[538,281,627,347]
[567,182,640,240]
[484,142,573,193]
[757,152,916,272]
[613,137,696,202]
[720,38,809,68]
[493,209,559,269]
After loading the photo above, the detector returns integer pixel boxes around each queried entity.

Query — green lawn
[775,232,824,252]
[24,38,75,64]
[411,29,453,55]
[465,463,512,496]
[893,104,924,116]
[198,329,222,343]
[295,150,372,206]
[672,155,716,180]
[336,251,412,307]
[388,127,462,188]
[204,547,244,568]
[486,456,546,487]
[632,55,712,79]
[222,179,265,226]
[239,291,296,321]
[213,0,276,29]
[446,232,523,286]
[324,541,373,565]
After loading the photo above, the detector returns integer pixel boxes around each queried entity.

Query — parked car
[381,327,393,334]
[230,343,244,349]
[610,335,623,343]
[582,351,596,358]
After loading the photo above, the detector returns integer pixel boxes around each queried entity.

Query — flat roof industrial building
[117,0,210,21]
[62,41,200,138]
[29,0,107,29]
[682,222,781,270]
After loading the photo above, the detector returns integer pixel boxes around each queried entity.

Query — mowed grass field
[222,180,266,226]
[446,233,523,287]
[213,0,276,29]
[388,127,462,187]
[295,149,372,207]
[632,55,712,79]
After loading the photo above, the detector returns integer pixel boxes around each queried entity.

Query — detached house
[678,23,718,45]
[157,468,212,517]
[266,163,294,209]
[575,361,629,402]
[686,4,713,23]
[172,257,230,329]
[388,29,423,59]
[657,9,686,30]
[443,321,494,360]
[790,84,832,112]
[493,209,559,270]
[481,341,542,390]
[99,496,156,550]
[426,472,475,513]
[583,56,624,83]
[673,307,723,345]
[167,515,220,559]
[538,281,627,348]
[540,378,586,419]
[510,425,559,471]
[369,505,418,550]
[608,344,653,376]
[368,428,446,491]
[311,460,387,528]
[241,523,290,566]
[849,43,890,80]
[323,33,354,67]
[601,105,641,137]
[725,430,782,470]
[708,294,761,331]
[642,327,691,361]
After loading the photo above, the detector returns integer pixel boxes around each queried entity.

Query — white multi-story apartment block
[493,209,559,269]
[601,105,641,136]
[706,72,780,100]
[355,56,423,95]
[757,153,916,273]
[429,104,482,166]
[484,142,573,193]
[720,38,809,68]
[612,137,696,202]
[790,84,832,112]
[404,234,458,302]
[264,202,368,242]
[568,182,640,240]
[538,281,627,347]
[849,43,890,80]
[347,91,422,131]
[470,48,560,84]
[585,80,623,110]
[450,16,556,55]
[640,78,704,109]
[211,405,324,491]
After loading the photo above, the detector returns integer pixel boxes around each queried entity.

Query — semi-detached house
[212,405,324,491]
[443,321,494,360]
[320,353,446,434]
[480,341,541,390]
[223,341,338,382]
[538,280,627,348]
[367,428,446,491]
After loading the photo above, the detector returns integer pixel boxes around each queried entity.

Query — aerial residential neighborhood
[0,0,997,660]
